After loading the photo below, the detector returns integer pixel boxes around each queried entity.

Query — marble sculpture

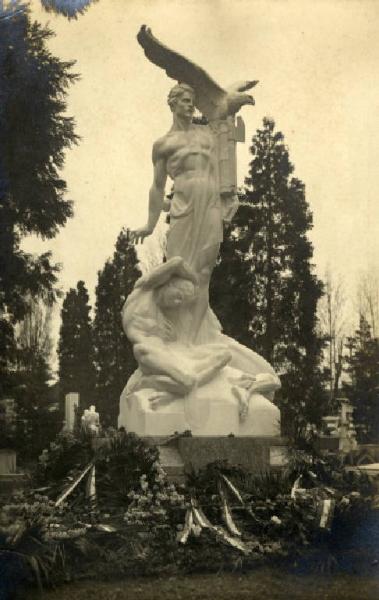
[118,26,281,436]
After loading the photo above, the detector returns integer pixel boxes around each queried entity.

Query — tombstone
[0,449,26,496]
[0,449,17,475]
[64,393,79,432]
[320,399,357,453]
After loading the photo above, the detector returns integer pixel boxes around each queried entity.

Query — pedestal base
[144,435,288,481]
[118,389,280,437]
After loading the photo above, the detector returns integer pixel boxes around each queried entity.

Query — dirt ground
[23,569,379,600]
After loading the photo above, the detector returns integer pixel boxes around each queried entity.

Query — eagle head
[227,93,255,116]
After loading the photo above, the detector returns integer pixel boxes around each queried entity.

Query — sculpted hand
[130,225,153,245]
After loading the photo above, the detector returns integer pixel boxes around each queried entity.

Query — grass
[23,568,379,600]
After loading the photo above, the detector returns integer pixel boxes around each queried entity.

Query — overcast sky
[25,0,379,349]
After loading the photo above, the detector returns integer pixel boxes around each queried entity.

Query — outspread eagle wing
[137,25,226,119]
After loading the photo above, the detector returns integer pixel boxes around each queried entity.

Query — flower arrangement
[1,429,377,595]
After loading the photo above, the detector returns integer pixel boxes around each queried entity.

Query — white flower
[192,524,201,537]
[270,515,282,525]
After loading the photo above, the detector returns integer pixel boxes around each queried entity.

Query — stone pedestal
[119,393,280,437]
[146,436,287,482]
[118,366,280,438]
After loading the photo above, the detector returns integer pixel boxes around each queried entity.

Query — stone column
[64,393,79,432]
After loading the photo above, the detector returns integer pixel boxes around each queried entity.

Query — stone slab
[177,436,286,474]
[158,445,186,484]
[315,436,340,452]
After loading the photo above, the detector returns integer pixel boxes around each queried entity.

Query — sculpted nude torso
[133,85,225,342]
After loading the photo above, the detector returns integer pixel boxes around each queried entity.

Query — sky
[24,0,379,357]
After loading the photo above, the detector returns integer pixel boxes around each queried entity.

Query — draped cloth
[165,128,223,275]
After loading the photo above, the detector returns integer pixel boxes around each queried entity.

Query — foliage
[35,429,162,513]
[0,490,68,595]
[0,298,61,456]
[210,118,327,440]
[356,267,379,338]
[0,6,78,396]
[35,430,93,486]
[16,298,53,370]
[93,229,140,426]
[41,0,98,18]
[7,299,60,456]
[1,427,378,594]
[344,316,379,443]
[317,269,348,409]
[95,431,160,511]
[0,0,98,21]
[58,281,96,412]
[185,455,376,567]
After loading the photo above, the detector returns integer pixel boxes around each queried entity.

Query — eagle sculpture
[137,25,258,121]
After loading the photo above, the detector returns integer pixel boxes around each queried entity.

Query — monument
[118,26,281,443]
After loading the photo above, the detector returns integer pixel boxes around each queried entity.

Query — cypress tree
[211,118,326,439]
[58,281,96,411]
[93,229,140,426]
[344,317,379,443]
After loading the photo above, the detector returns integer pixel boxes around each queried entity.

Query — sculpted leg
[195,349,232,386]
[189,246,219,342]
[134,342,195,391]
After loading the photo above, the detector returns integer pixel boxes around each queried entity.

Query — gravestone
[0,449,26,495]
[0,449,16,474]
[64,393,79,432]
[319,398,357,453]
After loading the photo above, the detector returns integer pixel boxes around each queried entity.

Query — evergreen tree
[344,317,379,443]
[317,269,347,410]
[1,1,97,21]
[0,7,77,393]
[15,298,52,407]
[93,229,140,426]
[1,298,58,456]
[58,281,96,411]
[210,118,326,440]
[40,0,97,18]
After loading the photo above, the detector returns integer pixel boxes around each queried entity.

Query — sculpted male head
[155,276,197,309]
[167,83,195,114]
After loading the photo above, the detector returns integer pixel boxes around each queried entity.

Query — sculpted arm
[132,140,167,244]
